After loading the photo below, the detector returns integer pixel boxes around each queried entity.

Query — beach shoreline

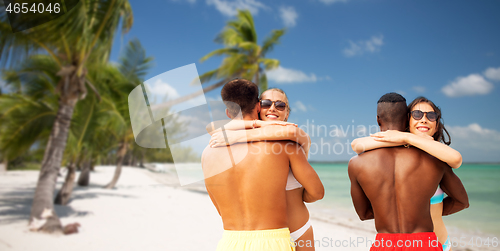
[0,166,497,251]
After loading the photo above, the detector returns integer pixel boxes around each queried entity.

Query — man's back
[349,146,449,233]
[202,141,293,230]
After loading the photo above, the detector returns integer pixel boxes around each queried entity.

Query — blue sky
[106,0,500,162]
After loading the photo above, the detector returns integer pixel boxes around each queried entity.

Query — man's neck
[380,125,405,132]
[242,114,259,120]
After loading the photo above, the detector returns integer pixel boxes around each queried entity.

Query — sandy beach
[0,166,495,251]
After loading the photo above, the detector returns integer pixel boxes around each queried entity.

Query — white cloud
[293,101,307,112]
[484,67,500,81]
[343,41,362,57]
[447,123,500,162]
[343,35,384,57]
[279,6,298,27]
[412,86,426,93]
[442,74,494,97]
[318,0,348,4]
[267,66,317,84]
[206,0,268,16]
[144,79,181,104]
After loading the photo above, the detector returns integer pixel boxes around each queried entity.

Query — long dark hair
[407,97,451,145]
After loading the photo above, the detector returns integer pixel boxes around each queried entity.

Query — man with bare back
[348,93,469,251]
[202,79,324,251]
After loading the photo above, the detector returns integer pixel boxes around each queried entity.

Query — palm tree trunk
[104,142,127,189]
[77,159,91,186]
[29,98,76,233]
[255,69,260,89]
[139,151,144,168]
[0,158,6,174]
[131,155,136,167]
[54,162,76,205]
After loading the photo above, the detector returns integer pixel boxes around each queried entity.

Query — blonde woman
[208,88,318,250]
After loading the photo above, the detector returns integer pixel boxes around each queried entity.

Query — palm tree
[199,9,285,92]
[0,0,133,233]
[55,92,101,205]
[101,39,153,189]
[153,9,285,108]
[0,54,59,166]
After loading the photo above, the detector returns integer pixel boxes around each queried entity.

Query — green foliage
[0,0,134,68]
[8,162,41,171]
[200,9,285,91]
[0,2,196,169]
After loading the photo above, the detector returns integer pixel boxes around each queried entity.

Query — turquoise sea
[310,163,500,236]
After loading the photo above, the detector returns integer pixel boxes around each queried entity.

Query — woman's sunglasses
[411,110,438,122]
[260,99,287,111]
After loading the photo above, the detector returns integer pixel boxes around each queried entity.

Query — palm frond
[235,10,257,43]
[215,27,242,46]
[200,48,239,62]
[0,94,56,160]
[1,0,134,69]
[118,39,153,80]
[199,69,219,84]
[199,9,284,92]
[259,58,280,71]
[0,21,42,68]
[237,42,260,53]
[2,54,60,99]
[259,73,268,92]
[261,29,285,56]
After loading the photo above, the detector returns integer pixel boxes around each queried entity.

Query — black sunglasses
[260,99,287,111]
[411,110,438,122]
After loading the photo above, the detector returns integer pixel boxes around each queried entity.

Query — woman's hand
[209,130,245,148]
[256,120,297,128]
[370,130,411,144]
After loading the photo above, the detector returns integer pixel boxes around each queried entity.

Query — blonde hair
[260,88,291,120]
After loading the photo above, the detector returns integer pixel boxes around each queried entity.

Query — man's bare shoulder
[348,155,363,178]
[354,147,393,162]
[201,145,211,157]
[417,149,450,170]
[349,147,397,172]
[202,144,220,160]
[252,140,301,153]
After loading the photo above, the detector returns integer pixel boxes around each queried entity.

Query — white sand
[0,166,492,251]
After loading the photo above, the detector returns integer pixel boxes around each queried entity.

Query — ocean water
[310,163,500,236]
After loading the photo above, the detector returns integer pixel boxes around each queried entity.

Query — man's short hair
[221,79,259,117]
[377,92,406,104]
[377,92,407,127]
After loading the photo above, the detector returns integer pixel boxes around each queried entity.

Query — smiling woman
[350,95,464,251]
[260,88,291,121]
[408,97,451,145]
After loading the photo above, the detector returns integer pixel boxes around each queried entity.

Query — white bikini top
[433,186,444,196]
[286,169,303,190]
